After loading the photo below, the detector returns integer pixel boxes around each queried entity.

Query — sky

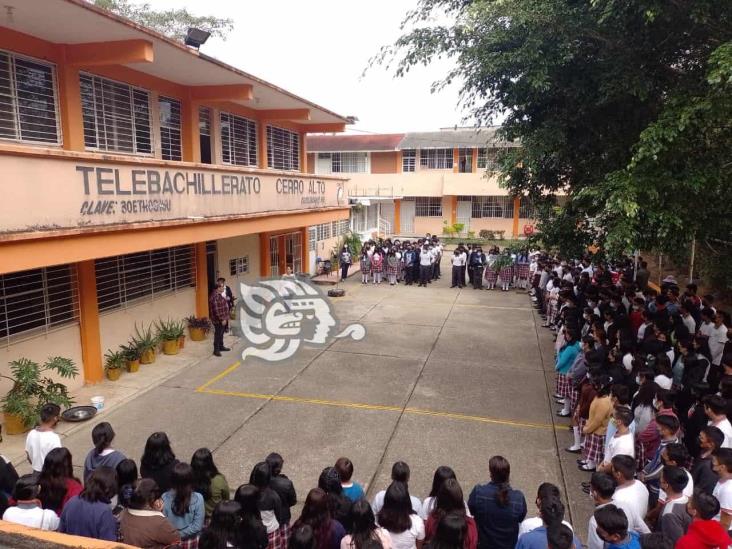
[148,0,470,134]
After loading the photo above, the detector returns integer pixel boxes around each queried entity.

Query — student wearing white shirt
[712,448,732,530]
[2,474,59,531]
[25,403,62,474]
[587,472,649,549]
[378,482,425,549]
[418,247,433,287]
[518,482,573,537]
[372,462,421,516]
[708,312,729,368]
[599,407,634,473]
[658,466,691,546]
[704,394,732,448]
[450,250,466,289]
[611,455,649,520]
[646,443,695,526]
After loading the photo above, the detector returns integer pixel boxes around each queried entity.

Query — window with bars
[308,227,317,251]
[229,256,249,276]
[220,112,257,166]
[469,196,515,218]
[331,152,367,173]
[316,222,331,241]
[95,245,195,312]
[402,149,416,172]
[267,126,299,171]
[419,148,453,169]
[458,148,473,173]
[1,265,78,344]
[415,197,442,217]
[80,73,151,154]
[199,107,212,164]
[159,96,181,161]
[477,148,501,171]
[519,199,536,219]
[0,50,61,145]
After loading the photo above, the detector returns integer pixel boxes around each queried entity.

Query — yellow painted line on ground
[195,361,242,392]
[197,387,556,431]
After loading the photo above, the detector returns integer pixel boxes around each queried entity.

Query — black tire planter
[328,289,346,297]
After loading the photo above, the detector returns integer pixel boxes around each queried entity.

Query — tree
[378,1,732,280]
[92,0,233,41]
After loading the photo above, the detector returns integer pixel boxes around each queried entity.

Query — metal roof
[398,127,519,149]
[306,134,405,152]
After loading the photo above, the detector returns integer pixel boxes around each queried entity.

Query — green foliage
[442,221,465,237]
[104,349,126,370]
[186,316,212,332]
[379,0,732,285]
[155,318,185,341]
[120,342,142,362]
[0,357,79,427]
[92,0,233,41]
[131,323,160,351]
[339,231,363,258]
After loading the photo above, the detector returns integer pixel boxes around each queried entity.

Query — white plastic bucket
[91,396,105,410]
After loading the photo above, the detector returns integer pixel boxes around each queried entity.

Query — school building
[305,128,537,240]
[0,0,353,390]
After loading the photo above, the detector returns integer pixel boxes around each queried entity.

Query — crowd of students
[536,252,731,548]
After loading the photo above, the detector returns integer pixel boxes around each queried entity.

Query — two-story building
[306,128,537,240]
[0,0,352,390]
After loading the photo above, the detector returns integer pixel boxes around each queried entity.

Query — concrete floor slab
[327,321,441,360]
[361,300,455,327]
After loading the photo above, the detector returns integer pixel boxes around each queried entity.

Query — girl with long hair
[318,467,352,530]
[119,478,180,549]
[293,488,345,549]
[191,448,230,519]
[234,484,268,549]
[371,249,383,285]
[59,466,118,541]
[115,458,138,513]
[140,432,179,492]
[199,500,242,549]
[83,422,126,483]
[377,482,425,549]
[418,466,456,520]
[341,499,391,549]
[424,480,476,549]
[38,447,82,514]
[162,462,205,547]
[425,513,466,549]
[249,461,285,545]
[467,456,526,549]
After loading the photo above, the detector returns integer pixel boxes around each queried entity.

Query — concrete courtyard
[57,264,595,542]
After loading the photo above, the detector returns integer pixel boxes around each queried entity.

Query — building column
[394,199,401,234]
[259,233,270,277]
[56,60,85,152]
[512,196,521,238]
[300,133,307,172]
[301,226,309,274]
[450,196,458,225]
[471,148,478,173]
[76,261,103,384]
[258,121,268,169]
[453,148,459,173]
[278,235,286,275]
[194,242,209,318]
[181,97,201,163]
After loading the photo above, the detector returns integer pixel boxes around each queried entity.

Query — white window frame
[415,197,442,217]
[220,111,258,167]
[331,152,368,173]
[419,148,453,169]
[267,125,300,171]
[79,72,153,155]
[0,50,62,146]
[159,95,182,161]
[402,149,416,172]
[229,256,250,276]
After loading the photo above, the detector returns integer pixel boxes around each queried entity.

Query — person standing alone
[209,279,231,357]
[419,245,433,287]
[340,246,352,281]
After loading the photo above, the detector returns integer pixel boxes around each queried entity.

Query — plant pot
[178,335,186,349]
[162,339,179,355]
[140,348,156,364]
[127,359,140,373]
[106,368,122,381]
[189,327,206,341]
[3,412,29,435]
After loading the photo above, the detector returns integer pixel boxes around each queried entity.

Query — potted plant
[121,342,141,373]
[104,349,125,381]
[132,323,159,364]
[0,357,78,435]
[176,320,186,349]
[186,316,212,341]
[156,318,180,356]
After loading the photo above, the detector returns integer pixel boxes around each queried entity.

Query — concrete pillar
[76,260,103,384]
[195,242,208,318]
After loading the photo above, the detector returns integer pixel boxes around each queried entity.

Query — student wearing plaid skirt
[162,463,205,549]
[359,251,371,284]
[371,250,384,285]
[554,331,581,416]
[499,265,513,292]
[579,376,613,472]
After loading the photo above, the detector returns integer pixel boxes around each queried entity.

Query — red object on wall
[523,224,535,236]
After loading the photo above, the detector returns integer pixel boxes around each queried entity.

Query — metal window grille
[220,111,257,166]
[0,50,61,145]
[331,152,367,173]
[519,198,536,219]
[402,149,416,172]
[199,107,211,136]
[419,148,453,169]
[159,96,182,161]
[229,256,249,276]
[458,148,473,173]
[485,149,500,171]
[415,197,442,217]
[1,265,79,346]
[79,72,152,154]
[287,232,302,273]
[95,245,195,312]
[340,219,350,234]
[267,125,300,171]
[308,227,316,251]
[317,222,331,241]
[470,196,515,218]
[331,221,338,236]
[269,237,280,276]
[476,148,487,169]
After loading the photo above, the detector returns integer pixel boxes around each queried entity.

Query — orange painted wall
[370,152,399,174]
[306,153,316,174]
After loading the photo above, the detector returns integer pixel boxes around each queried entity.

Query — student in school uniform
[360,249,372,285]
[470,248,486,290]
[371,248,384,285]
[419,246,433,287]
[451,249,466,288]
